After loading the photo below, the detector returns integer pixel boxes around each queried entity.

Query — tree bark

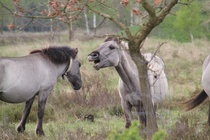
[129,44,158,138]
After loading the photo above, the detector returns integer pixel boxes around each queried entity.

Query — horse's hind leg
[16,96,35,133]
[136,101,146,127]
[122,100,132,128]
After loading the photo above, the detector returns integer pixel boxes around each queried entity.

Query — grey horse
[87,38,168,128]
[0,46,82,135]
[185,54,210,126]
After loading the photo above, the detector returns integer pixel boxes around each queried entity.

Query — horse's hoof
[16,125,25,133]
[36,129,45,136]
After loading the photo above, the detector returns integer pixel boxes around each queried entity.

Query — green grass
[1,33,210,139]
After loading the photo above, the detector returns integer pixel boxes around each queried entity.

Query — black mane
[30,46,77,64]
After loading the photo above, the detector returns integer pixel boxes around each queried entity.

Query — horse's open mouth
[88,56,100,66]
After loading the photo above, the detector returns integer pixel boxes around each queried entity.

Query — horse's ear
[71,48,78,59]
[75,48,78,55]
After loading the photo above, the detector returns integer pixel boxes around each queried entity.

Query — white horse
[0,46,82,135]
[185,54,210,126]
[88,37,168,128]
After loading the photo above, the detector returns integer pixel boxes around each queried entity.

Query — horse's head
[65,48,82,90]
[87,37,121,70]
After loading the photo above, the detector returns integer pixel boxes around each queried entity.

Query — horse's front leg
[121,100,132,128]
[36,89,51,136]
[16,96,36,133]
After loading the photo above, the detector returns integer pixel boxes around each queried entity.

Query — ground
[0,32,210,139]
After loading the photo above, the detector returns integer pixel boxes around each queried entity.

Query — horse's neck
[115,50,139,91]
[54,63,68,78]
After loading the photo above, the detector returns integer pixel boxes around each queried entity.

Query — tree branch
[132,0,178,52]
[149,42,166,63]
[158,0,178,20]
[0,1,13,15]
[141,0,156,18]
[94,34,129,41]
[86,4,134,41]
[0,1,57,19]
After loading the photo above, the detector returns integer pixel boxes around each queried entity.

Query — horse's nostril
[92,52,98,57]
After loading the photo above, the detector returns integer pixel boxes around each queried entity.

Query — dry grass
[1,32,210,139]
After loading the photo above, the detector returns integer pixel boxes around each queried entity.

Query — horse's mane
[30,46,77,64]
[104,37,120,44]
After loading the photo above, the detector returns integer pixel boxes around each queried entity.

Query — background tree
[173,1,202,42]
[0,0,13,33]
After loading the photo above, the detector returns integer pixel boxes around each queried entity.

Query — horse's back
[0,55,56,103]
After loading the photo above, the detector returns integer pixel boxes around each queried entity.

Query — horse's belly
[0,90,36,103]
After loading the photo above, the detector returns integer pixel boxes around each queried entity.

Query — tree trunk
[130,9,134,26]
[190,32,194,44]
[93,13,96,35]
[48,0,54,39]
[67,22,73,41]
[129,43,158,138]
[0,16,3,34]
[84,8,90,35]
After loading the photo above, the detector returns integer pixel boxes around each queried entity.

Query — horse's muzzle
[87,51,100,64]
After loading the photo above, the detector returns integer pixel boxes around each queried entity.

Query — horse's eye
[109,45,115,50]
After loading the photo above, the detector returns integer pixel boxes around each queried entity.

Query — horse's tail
[184,90,208,110]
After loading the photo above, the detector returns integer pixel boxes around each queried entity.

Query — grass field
[0,32,210,139]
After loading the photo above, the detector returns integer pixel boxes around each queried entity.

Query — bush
[107,120,167,140]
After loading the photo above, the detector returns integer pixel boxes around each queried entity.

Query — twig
[90,17,106,29]
[86,4,134,41]
[149,42,166,63]
[16,18,34,30]
[178,2,190,6]
[94,34,129,41]
[0,1,14,15]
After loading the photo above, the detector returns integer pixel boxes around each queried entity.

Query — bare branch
[95,0,118,13]
[149,42,167,63]
[16,18,34,30]
[0,1,13,15]
[90,17,106,29]
[158,0,178,20]
[86,4,134,41]
[178,2,190,6]
[141,0,156,18]
[132,0,178,52]
[94,34,129,41]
